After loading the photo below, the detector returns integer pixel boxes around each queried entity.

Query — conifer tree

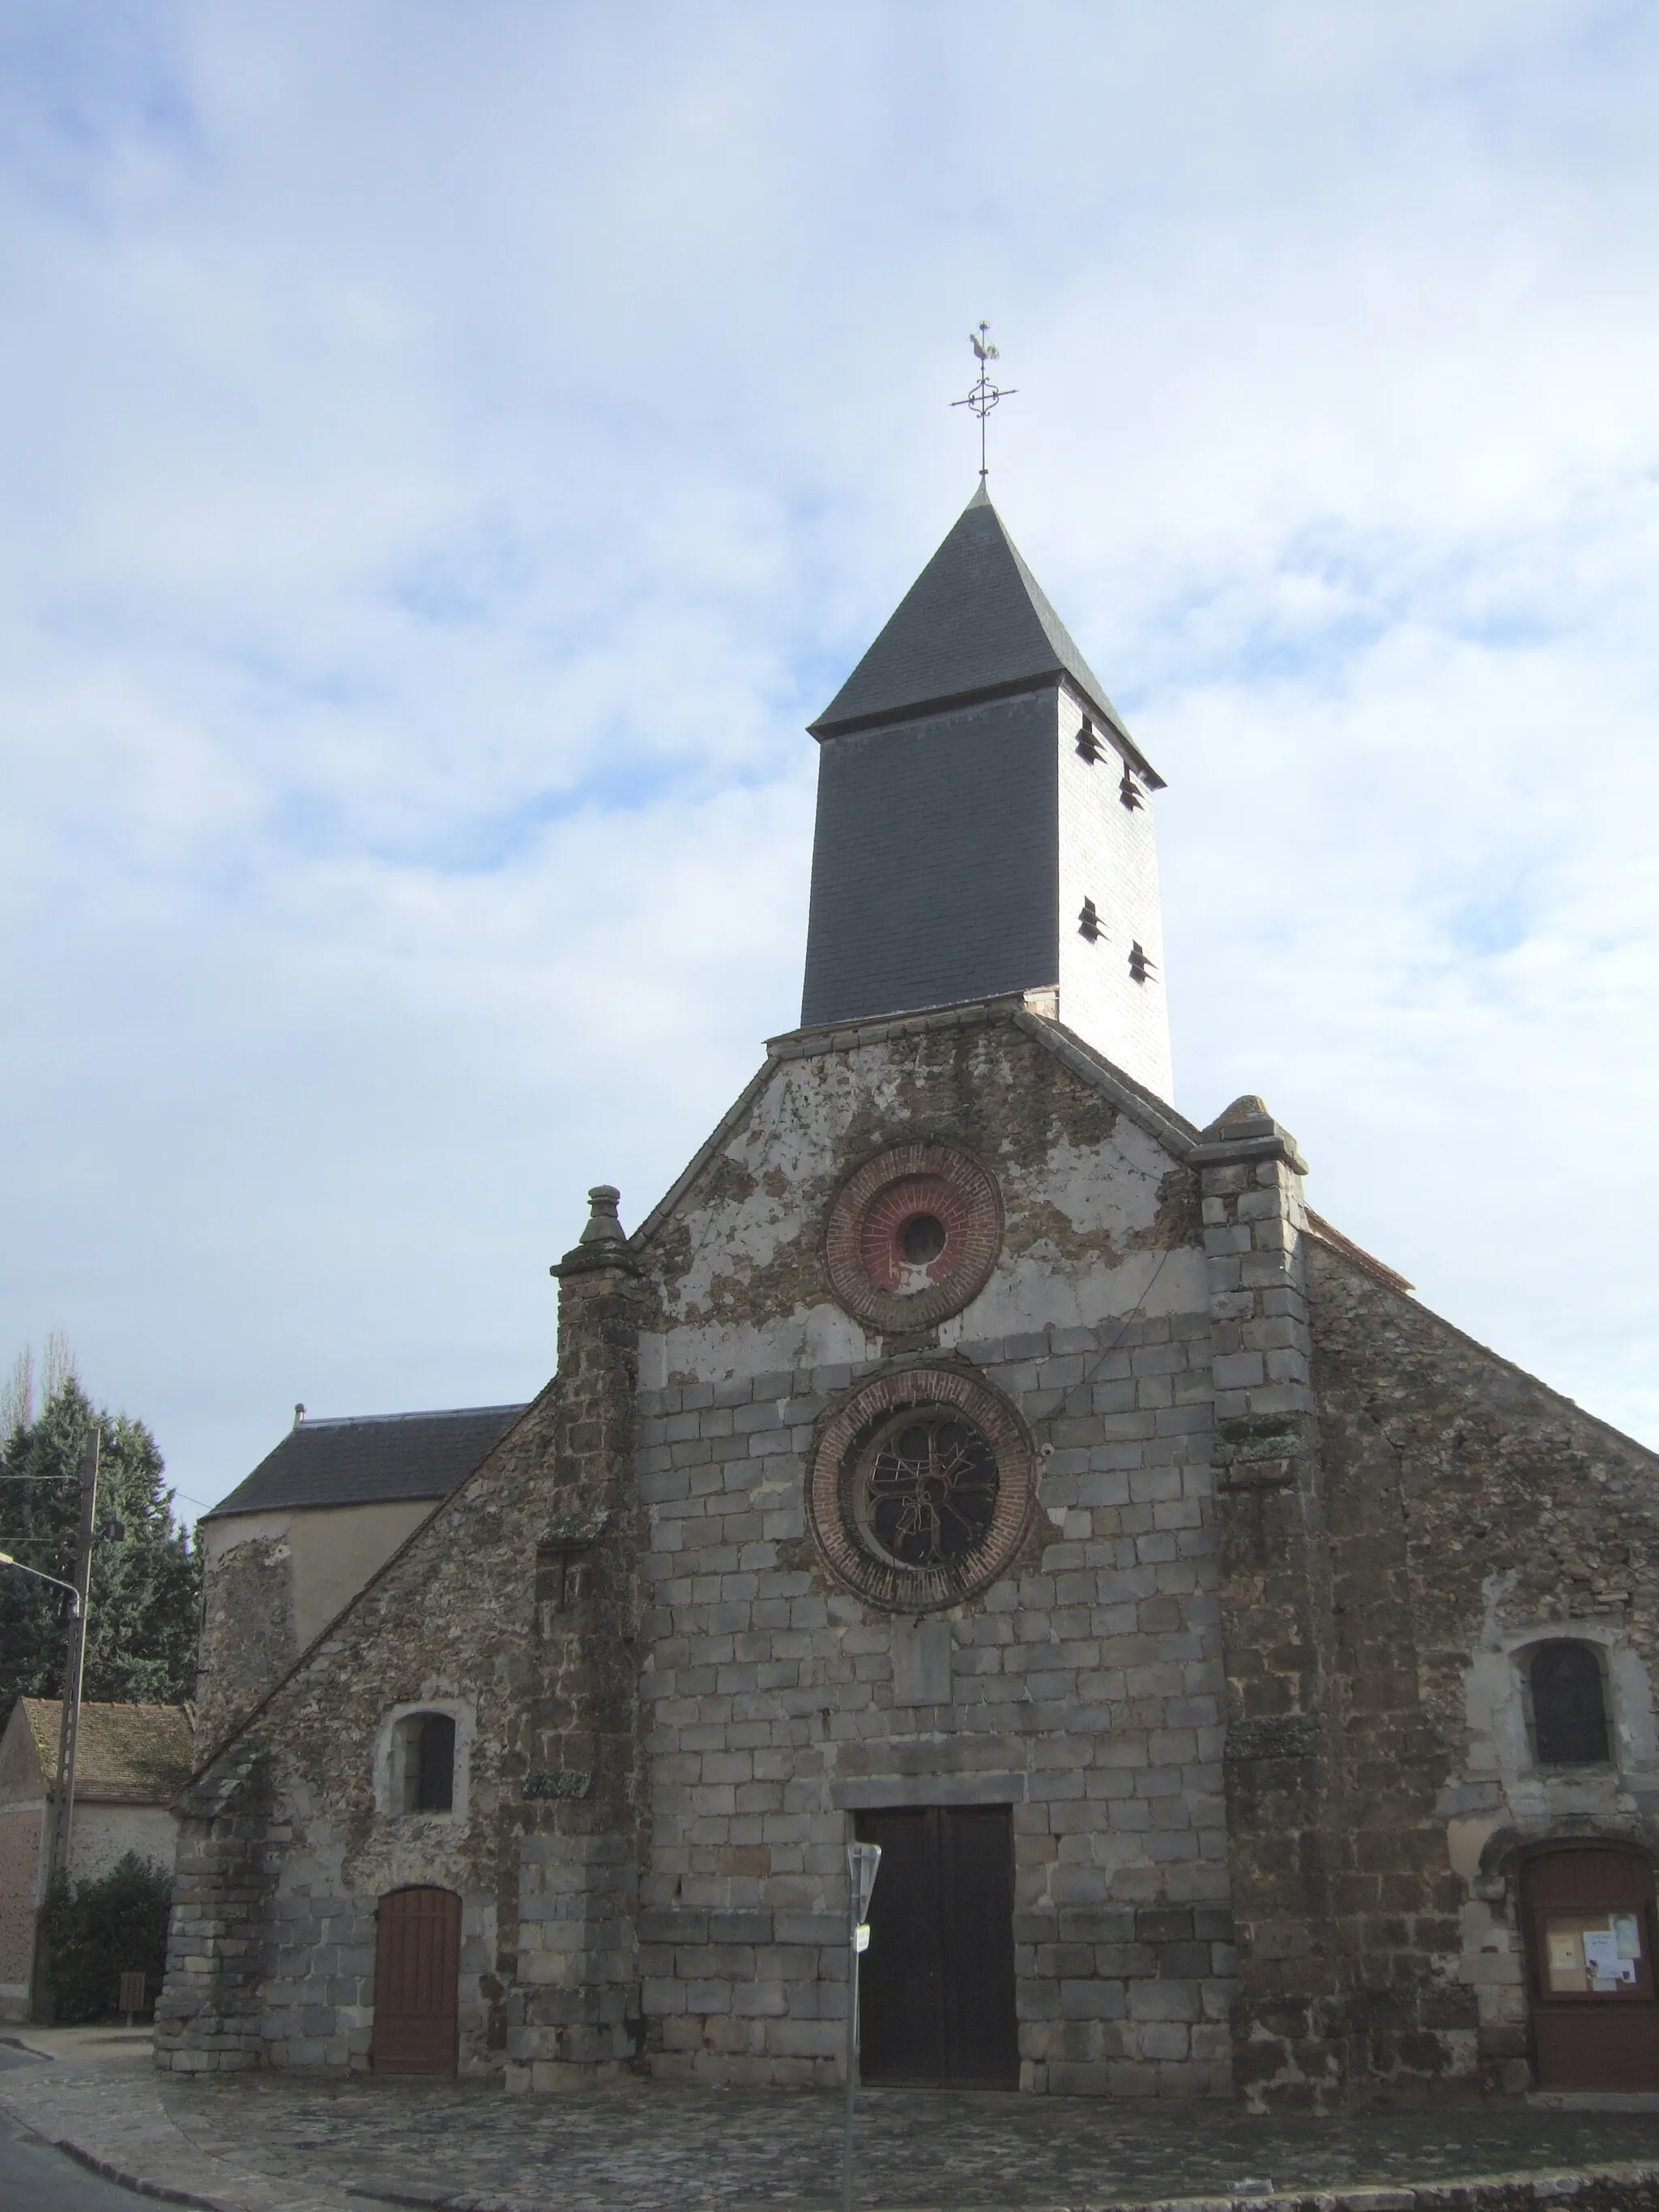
[0,1360,199,1731]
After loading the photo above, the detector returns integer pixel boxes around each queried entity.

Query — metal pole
[49,1428,99,1877]
[841,1860,857,2212]
[840,1842,879,2212]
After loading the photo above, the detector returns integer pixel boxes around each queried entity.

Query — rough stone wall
[196,1533,294,1753]
[633,1006,1233,2095]
[1196,1102,1346,2112]
[0,1808,41,1991]
[514,1228,647,2087]
[154,1751,276,2072]
[156,1319,644,2082]
[65,1804,177,1886]
[1307,1237,1659,2099]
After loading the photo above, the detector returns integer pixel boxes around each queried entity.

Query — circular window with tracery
[808,1366,1036,1611]
[825,1142,1002,1333]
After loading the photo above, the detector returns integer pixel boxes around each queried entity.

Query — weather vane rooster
[952,322,1017,481]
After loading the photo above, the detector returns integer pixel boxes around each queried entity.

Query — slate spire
[809,488,1130,743]
[800,488,1173,1103]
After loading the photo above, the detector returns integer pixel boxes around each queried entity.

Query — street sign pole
[841,1841,881,2212]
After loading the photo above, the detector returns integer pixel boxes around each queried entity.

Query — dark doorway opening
[373,1886,461,2075]
[854,1803,1019,2086]
[1522,1848,1659,2090]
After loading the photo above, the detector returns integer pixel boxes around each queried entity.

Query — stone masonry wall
[633,1006,1233,2095]
[195,1534,294,1754]
[1195,1100,1346,2112]
[155,1750,276,2072]
[1308,1239,1659,2099]
[636,1310,1233,2095]
[156,1332,643,2081]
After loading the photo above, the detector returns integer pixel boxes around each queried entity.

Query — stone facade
[155,988,1659,2105]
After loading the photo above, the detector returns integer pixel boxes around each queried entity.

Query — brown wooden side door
[372,1886,461,2075]
[855,1805,1019,2086]
[1522,1848,1659,2090]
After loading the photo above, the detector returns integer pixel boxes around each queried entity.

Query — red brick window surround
[825,1141,1002,1333]
[808,1365,1037,1611]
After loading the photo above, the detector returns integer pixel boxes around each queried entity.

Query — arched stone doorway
[1521,1848,1659,2090]
[372,1886,461,2074]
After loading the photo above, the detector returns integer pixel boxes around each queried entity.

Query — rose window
[855,1410,1000,1568]
[807,1366,1036,1610]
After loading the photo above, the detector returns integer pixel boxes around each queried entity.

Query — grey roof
[810,485,1130,742]
[205,1404,528,1519]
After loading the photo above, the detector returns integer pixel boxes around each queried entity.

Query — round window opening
[855,1408,1000,1569]
[807,1366,1036,1610]
[899,1212,947,1266]
[825,1143,1003,1333]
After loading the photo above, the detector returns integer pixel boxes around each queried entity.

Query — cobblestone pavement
[124,2071,1659,2211]
[9,2049,1659,2212]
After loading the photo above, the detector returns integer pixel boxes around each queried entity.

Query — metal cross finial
[951,322,1017,481]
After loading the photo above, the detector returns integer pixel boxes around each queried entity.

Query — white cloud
[2,0,1656,1508]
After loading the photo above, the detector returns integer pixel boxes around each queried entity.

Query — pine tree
[0,1365,200,1732]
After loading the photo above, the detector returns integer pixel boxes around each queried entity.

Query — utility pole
[49,1427,99,1877]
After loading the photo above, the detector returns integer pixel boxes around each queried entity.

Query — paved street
[0,2046,152,2210]
[159,2072,1659,2209]
[6,2037,1659,2212]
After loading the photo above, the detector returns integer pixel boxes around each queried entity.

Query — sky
[3,1,1657,1519]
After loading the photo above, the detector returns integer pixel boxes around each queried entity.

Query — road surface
[0,2044,151,2209]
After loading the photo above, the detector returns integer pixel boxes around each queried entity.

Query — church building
[158,487,1659,2108]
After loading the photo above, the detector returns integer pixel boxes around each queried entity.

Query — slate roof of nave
[809,487,1158,780]
[206,1403,528,1520]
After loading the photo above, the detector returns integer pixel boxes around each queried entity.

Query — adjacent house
[0,1698,194,2021]
[197,1404,527,1749]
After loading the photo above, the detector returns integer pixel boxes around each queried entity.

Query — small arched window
[1529,1641,1610,1767]
[394,1711,456,1813]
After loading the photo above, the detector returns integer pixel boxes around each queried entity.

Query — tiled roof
[205,1404,527,1519]
[18,1699,194,1803]
[810,485,1133,745]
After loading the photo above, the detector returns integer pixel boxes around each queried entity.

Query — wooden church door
[855,1805,1019,2086]
[372,1886,461,2074]
[1522,1849,1659,2090]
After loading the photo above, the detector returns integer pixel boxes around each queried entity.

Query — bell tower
[800,486,1175,1102]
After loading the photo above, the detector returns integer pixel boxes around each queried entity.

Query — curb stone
[340,2167,1659,2212]
[42,2131,236,2211]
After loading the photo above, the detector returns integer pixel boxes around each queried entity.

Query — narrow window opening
[1075,721,1104,765]
[1119,765,1144,810]
[1077,898,1101,942]
[536,1540,591,1633]
[1529,1641,1611,1767]
[1128,941,1155,983]
[399,1712,457,1813]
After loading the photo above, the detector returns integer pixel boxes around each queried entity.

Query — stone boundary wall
[637,1306,1234,2095]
